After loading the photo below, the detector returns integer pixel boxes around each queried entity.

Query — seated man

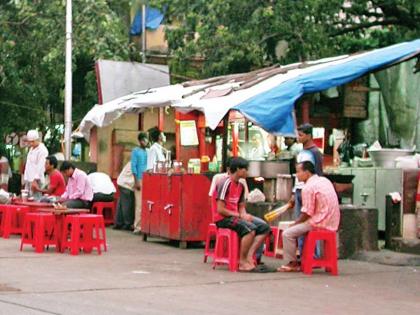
[215,157,270,272]
[60,161,93,209]
[278,161,340,272]
[32,155,66,197]
[87,171,116,202]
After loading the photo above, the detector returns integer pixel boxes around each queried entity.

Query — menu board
[180,120,199,146]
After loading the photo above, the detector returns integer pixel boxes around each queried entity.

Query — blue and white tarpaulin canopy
[79,39,420,139]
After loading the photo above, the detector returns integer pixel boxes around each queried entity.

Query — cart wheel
[179,241,187,249]
[142,233,148,242]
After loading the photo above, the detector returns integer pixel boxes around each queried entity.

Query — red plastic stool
[213,228,239,272]
[20,213,56,253]
[301,229,338,276]
[264,226,283,258]
[92,202,115,226]
[61,214,107,255]
[0,205,30,238]
[203,223,218,263]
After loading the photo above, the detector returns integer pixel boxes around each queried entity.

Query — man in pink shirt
[278,161,340,272]
[60,161,93,209]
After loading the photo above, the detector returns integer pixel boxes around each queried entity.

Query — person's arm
[66,173,85,200]
[45,174,58,195]
[33,149,48,181]
[217,200,241,218]
[238,202,253,222]
[31,179,42,193]
[292,212,311,226]
[131,150,141,190]
[291,185,315,226]
[61,185,69,200]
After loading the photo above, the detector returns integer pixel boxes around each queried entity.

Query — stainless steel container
[368,149,414,168]
[247,160,290,178]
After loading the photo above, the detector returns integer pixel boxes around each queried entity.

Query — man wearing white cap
[23,130,49,197]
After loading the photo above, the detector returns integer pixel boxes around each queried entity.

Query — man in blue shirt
[131,132,149,234]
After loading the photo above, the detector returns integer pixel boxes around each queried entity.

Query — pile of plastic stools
[61,214,107,255]
[0,205,30,238]
[20,212,56,253]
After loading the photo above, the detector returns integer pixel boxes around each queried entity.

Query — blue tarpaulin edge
[234,39,420,136]
[130,6,164,36]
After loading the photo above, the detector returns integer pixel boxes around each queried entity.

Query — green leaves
[0,0,130,145]
[151,0,419,80]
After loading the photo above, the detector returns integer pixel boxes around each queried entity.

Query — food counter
[141,173,212,248]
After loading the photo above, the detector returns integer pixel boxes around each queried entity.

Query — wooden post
[302,98,310,123]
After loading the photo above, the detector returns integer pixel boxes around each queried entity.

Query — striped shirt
[214,176,245,222]
[301,175,340,231]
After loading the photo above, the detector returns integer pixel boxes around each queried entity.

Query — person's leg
[133,179,142,233]
[123,189,135,229]
[247,216,270,264]
[114,187,127,228]
[64,199,90,209]
[282,223,313,266]
[239,231,255,270]
[294,189,305,256]
[216,217,255,271]
[92,193,115,202]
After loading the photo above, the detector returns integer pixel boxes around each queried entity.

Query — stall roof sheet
[79,39,420,139]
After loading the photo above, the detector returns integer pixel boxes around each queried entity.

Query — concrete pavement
[0,229,419,315]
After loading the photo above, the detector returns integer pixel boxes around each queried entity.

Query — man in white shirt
[87,171,116,202]
[114,162,135,230]
[146,126,166,171]
[23,130,49,197]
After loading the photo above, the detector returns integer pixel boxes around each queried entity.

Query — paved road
[0,230,419,315]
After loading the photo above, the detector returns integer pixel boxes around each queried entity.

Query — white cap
[26,130,40,141]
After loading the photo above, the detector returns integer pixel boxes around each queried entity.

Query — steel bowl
[368,149,414,168]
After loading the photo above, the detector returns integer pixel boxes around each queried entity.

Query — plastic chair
[61,214,107,255]
[0,205,30,238]
[20,212,56,253]
[264,226,282,258]
[212,228,240,272]
[301,229,338,276]
[91,201,115,226]
[203,223,217,263]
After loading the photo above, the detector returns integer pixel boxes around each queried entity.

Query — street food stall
[79,39,420,249]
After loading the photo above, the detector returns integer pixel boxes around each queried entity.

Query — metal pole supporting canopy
[64,0,73,160]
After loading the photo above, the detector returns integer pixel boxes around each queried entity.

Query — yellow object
[264,203,291,222]
[201,155,210,162]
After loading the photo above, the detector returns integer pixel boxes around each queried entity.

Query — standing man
[290,123,323,255]
[23,130,49,198]
[215,157,270,272]
[60,161,93,209]
[32,155,66,197]
[146,126,165,171]
[278,161,340,272]
[132,132,149,234]
[114,162,136,230]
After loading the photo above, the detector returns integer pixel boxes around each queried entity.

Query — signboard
[180,120,199,146]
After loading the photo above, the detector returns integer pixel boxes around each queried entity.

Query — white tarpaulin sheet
[79,39,420,139]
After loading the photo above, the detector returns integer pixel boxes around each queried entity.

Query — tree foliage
[0,0,132,149]
[150,0,420,79]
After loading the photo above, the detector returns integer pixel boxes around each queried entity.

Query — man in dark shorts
[215,157,270,272]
